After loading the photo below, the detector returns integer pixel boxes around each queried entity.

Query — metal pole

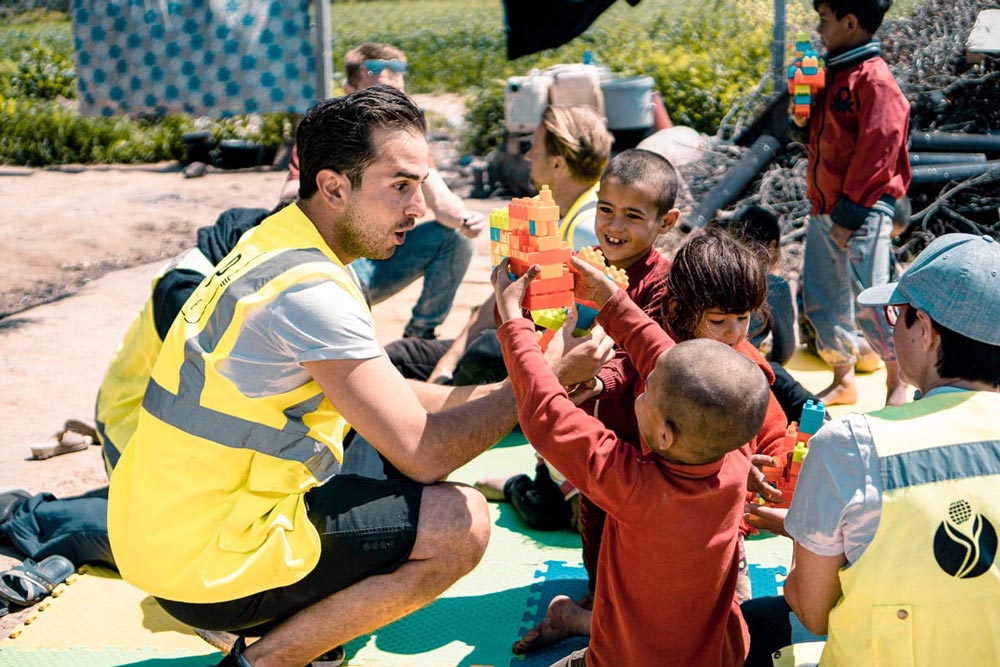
[314,0,333,102]
[771,0,787,93]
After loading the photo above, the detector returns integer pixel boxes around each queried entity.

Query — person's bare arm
[304,354,517,483]
[428,293,498,382]
[783,542,847,635]
[421,170,486,238]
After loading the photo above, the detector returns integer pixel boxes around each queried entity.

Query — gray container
[601,76,655,130]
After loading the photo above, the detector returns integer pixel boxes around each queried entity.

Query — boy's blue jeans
[802,212,896,367]
[352,221,473,338]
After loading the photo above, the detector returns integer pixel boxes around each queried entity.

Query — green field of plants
[0,0,913,166]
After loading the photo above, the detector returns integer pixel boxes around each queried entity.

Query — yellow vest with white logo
[95,248,216,476]
[822,391,1000,666]
[108,204,368,603]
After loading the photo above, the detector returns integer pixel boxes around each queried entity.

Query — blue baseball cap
[858,234,1000,345]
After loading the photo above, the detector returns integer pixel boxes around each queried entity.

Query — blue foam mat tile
[512,561,589,667]
[748,563,787,598]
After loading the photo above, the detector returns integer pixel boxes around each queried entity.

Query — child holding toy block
[476,149,681,533]
[494,250,772,667]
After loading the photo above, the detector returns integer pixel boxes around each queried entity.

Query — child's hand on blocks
[543,306,615,387]
[492,258,540,323]
[748,454,784,505]
[570,254,620,308]
[743,503,789,538]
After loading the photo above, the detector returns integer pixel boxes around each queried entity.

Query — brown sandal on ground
[29,420,96,460]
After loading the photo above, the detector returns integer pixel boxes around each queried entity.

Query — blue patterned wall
[71,0,318,117]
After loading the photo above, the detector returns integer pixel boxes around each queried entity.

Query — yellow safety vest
[559,182,599,249]
[823,390,1000,666]
[94,248,216,476]
[108,204,369,603]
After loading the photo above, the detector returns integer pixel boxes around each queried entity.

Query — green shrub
[460,83,505,155]
[10,41,75,99]
[0,97,189,165]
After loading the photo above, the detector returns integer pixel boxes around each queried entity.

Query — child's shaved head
[645,339,770,464]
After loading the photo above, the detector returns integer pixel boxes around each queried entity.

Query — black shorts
[156,472,423,634]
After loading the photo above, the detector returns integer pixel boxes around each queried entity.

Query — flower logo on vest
[933,500,997,579]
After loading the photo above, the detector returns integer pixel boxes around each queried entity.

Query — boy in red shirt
[477,149,679,531]
[493,256,772,667]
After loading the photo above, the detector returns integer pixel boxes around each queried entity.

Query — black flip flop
[0,555,75,607]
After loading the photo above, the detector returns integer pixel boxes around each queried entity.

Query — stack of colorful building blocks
[489,186,628,346]
[788,32,825,121]
[763,399,826,508]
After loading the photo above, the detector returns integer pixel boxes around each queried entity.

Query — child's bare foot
[818,364,858,406]
[473,476,509,502]
[817,381,858,406]
[511,595,591,654]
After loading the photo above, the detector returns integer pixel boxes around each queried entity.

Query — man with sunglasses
[743,233,1000,666]
[282,42,487,341]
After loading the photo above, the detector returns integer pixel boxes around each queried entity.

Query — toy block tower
[763,399,826,509]
[490,185,575,322]
[489,186,629,344]
[788,32,825,121]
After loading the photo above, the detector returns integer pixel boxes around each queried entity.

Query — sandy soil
[0,93,503,635]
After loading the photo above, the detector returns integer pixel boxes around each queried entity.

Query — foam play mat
[1,347,871,666]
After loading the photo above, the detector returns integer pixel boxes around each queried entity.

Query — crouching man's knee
[412,482,491,578]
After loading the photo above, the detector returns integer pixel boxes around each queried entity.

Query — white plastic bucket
[601,76,655,130]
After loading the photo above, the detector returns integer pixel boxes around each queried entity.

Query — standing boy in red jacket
[493,257,771,667]
[799,0,910,407]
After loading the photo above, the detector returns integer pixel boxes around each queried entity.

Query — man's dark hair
[601,149,679,218]
[902,307,1000,388]
[729,205,781,247]
[295,85,426,199]
[664,227,769,342]
[814,0,891,34]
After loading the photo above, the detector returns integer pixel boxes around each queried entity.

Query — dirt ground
[0,93,503,635]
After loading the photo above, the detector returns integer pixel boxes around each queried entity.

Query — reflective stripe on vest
[822,391,1000,666]
[142,247,343,481]
[95,247,216,473]
[108,204,368,603]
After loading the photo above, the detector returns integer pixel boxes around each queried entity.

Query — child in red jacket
[799,0,910,407]
[513,227,790,655]
[495,255,772,667]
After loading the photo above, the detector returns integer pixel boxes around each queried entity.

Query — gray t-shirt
[217,274,382,397]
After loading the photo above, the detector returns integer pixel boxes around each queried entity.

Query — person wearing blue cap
[742,233,1000,666]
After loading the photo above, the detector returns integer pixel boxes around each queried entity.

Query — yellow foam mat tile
[784,347,913,417]
[0,564,213,655]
